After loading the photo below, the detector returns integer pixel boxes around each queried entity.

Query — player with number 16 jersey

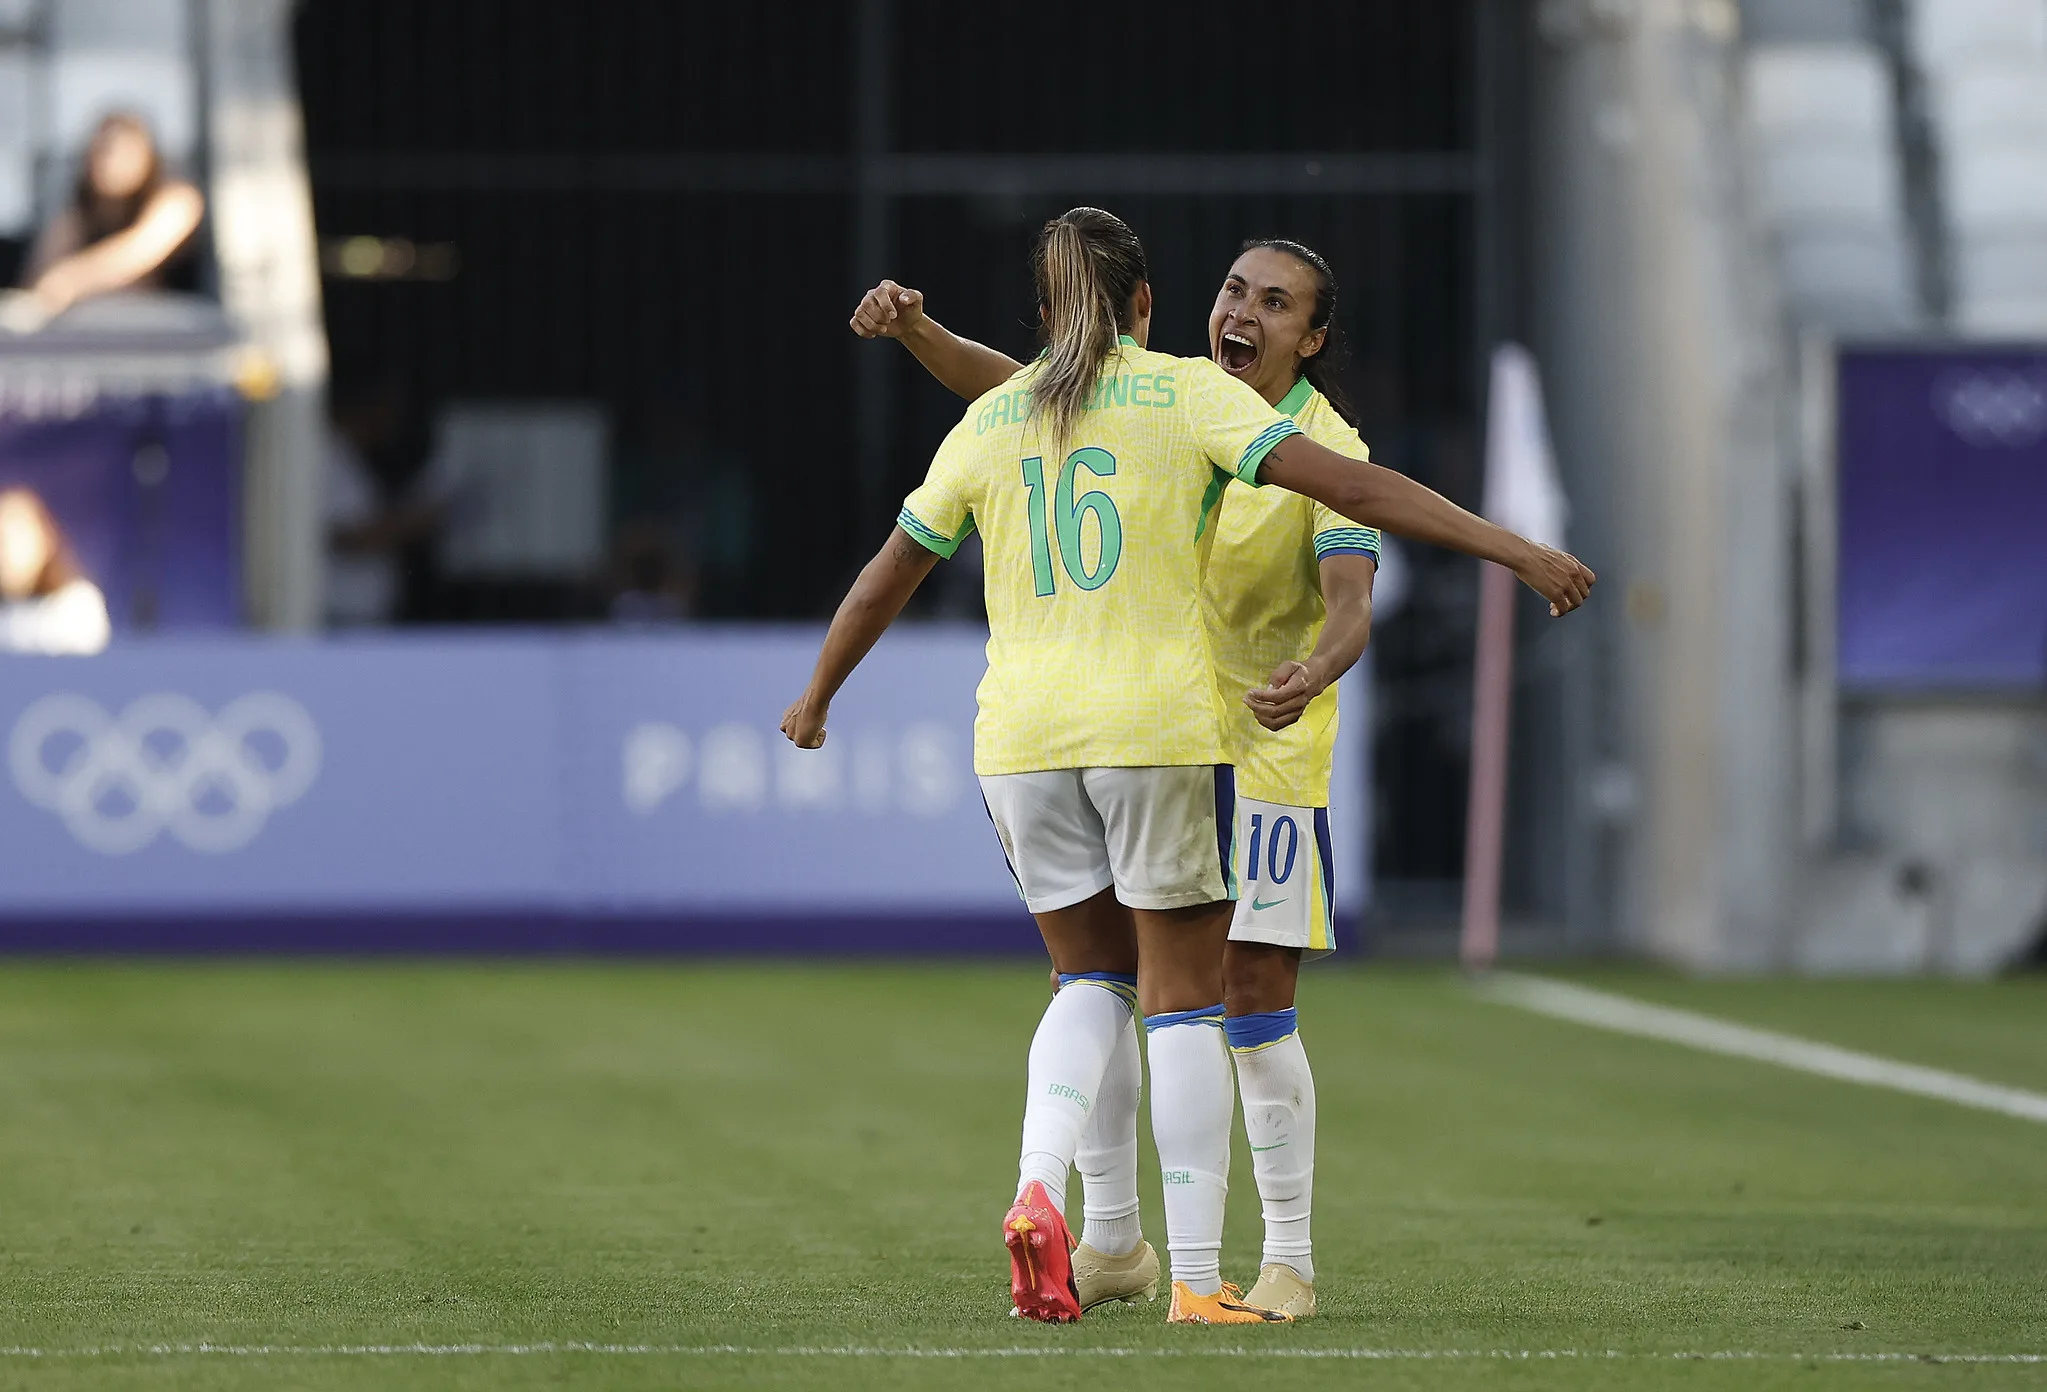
[786,207,1593,1327]
[898,340,1298,779]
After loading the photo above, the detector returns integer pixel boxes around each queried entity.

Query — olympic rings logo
[1934,368,2047,449]
[7,692,321,855]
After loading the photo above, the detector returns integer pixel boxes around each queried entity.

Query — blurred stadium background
[0,0,2041,968]
[0,1,2044,1384]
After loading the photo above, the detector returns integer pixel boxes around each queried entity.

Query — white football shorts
[978,765,1234,913]
[1226,795,1336,959]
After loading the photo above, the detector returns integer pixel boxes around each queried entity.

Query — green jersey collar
[1276,376,1315,419]
[1117,334,1140,347]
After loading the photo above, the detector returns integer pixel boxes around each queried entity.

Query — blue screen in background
[1837,349,2047,691]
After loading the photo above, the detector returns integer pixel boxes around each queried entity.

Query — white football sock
[1075,1009,1142,1254]
[1016,978,1134,1217]
[1231,1018,1316,1283]
[1145,1006,1232,1295]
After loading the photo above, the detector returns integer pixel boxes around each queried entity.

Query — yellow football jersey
[1205,377,1381,807]
[899,337,1302,775]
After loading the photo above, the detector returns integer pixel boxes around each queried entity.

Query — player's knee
[1138,968,1223,1019]
[1224,941,1301,1016]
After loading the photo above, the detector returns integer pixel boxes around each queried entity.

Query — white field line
[0,1344,2038,1363]
[1480,973,2047,1125]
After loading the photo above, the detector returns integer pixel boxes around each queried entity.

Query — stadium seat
[47,0,188,50]
[1747,44,1894,135]
[0,47,28,235]
[1910,3,2047,336]
[1777,226,1918,330]
[1910,0,2047,68]
[1952,232,2047,332]
[1942,143,2047,227]
[1927,58,2047,138]
[1744,43,1918,328]
[1740,0,1871,44]
[1954,292,2047,335]
[1755,142,1902,223]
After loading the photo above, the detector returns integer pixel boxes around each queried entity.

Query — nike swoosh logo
[1250,896,1288,911]
[1249,1142,1287,1152]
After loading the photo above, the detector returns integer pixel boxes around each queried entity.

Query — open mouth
[1217,331,1258,375]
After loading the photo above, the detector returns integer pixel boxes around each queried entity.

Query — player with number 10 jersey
[851,236,1381,1318]
[787,207,1593,1327]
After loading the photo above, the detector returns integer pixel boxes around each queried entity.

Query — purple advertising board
[563,629,1006,912]
[0,628,1027,952]
[0,388,242,632]
[0,627,1370,954]
[1837,348,2047,689]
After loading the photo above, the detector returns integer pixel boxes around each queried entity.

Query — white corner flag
[1482,343,1567,549]
[1462,344,1567,971]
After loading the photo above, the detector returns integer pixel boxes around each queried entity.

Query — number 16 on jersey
[1021,447,1123,596]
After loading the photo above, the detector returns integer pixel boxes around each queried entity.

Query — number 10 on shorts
[1245,810,1299,886]
[1231,796,1332,954]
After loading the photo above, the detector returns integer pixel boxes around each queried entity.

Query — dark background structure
[295,0,1533,904]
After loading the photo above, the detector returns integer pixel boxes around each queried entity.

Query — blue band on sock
[1057,971,1137,990]
[1144,1003,1226,1033]
[1058,971,1138,1009]
[1225,1008,1298,1052]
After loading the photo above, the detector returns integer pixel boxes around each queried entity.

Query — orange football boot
[1165,1280,1292,1324]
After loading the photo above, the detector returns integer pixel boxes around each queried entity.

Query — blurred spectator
[5,112,203,331]
[0,487,110,655]
[324,384,441,627]
[606,519,696,625]
[617,387,753,616]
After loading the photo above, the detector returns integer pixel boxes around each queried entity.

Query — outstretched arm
[850,280,1022,402]
[26,182,203,316]
[1257,436,1595,616]
[1245,552,1377,731]
[780,527,941,748]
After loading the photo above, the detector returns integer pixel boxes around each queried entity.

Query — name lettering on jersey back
[973,374,1178,435]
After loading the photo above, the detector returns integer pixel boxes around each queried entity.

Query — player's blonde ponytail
[1030,208,1148,445]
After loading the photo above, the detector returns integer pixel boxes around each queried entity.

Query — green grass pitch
[0,960,2043,1390]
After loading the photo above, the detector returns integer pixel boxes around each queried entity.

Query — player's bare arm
[850,280,1022,401]
[1257,436,1595,616]
[1245,552,1376,732]
[781,526,940,749]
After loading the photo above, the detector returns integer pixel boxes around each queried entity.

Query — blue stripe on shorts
[1313,805,1336,951]
[1214,765,1237,900]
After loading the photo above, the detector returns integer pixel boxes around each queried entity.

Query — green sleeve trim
[1234,418,1302,485]
[897,506,974,559]
[1314,526,1382,561]
[1275,376,1315,419]
[1194,466,1230,542]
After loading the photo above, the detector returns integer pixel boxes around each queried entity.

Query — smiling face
[1207,246,1328,407]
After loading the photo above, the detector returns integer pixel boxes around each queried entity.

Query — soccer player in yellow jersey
[851,238,1380,1318]
[783,207,1592,1326]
